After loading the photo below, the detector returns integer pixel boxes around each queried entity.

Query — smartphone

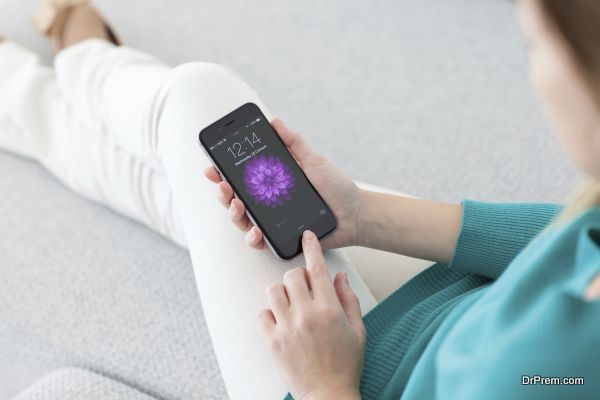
[199,103,336,260]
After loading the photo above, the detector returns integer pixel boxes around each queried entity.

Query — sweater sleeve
[447,199,564,279]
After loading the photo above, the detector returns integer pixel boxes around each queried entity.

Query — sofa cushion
[0,151,226,399]
[13,368,158,400]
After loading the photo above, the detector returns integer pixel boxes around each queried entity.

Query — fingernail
[344,272,349,285]
[249,229,256,241]
[303,230,314,241]
[230,203,236,212]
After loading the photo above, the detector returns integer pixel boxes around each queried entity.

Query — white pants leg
[0,40,186,247]
[0,41,69,161]
[152,63,380,398]
[1,39,378,399]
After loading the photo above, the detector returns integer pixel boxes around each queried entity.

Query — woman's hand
[203,118,362,250]
[258,230,365,400]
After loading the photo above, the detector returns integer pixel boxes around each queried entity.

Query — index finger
[302,230,335,300]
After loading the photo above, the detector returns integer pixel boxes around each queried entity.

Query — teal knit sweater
[285,199,600,399]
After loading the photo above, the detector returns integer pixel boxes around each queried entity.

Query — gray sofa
[0,0,578,398]
[12,369,157,400]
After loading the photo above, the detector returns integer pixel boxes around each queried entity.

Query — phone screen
[200,103,336,259]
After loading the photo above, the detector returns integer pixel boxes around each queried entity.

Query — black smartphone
[199,103,336,260]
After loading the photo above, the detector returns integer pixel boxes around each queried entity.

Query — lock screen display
[205,115,332,246]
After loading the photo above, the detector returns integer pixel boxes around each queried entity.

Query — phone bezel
[198,102,337,260]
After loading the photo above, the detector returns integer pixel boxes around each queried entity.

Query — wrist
[301,386,361,400]
[355,189,374,248]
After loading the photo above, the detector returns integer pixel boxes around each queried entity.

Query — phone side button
[200,147,225,180]
[245,211,257,226]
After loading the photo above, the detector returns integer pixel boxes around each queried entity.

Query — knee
[152,61,262,157]
[170,62,238,82]
[164,62,241,102]
[156,61,252,128]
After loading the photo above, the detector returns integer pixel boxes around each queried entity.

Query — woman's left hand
[257,230,365,400]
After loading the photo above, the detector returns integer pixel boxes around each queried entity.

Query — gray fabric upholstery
[12,369,157,400]
[0,152,225,399]
[0,0,581,399]
[0,0,579,204]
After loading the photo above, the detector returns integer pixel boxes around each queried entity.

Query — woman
[0,0,598,399]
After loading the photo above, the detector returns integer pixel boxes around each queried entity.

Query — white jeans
[0,40,376,399]
[0,39,431,399]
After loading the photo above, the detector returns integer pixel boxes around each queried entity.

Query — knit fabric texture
[285,199,562,400]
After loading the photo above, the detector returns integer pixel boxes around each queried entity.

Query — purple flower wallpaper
[244,155,295,207]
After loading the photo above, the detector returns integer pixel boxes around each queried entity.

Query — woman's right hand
[204,118,363,251]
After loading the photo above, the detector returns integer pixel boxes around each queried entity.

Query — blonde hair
[549,179,600,230]
[537,0,600,228]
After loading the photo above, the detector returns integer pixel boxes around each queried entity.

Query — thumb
[334,272,364,330]
[271,118,314,162]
